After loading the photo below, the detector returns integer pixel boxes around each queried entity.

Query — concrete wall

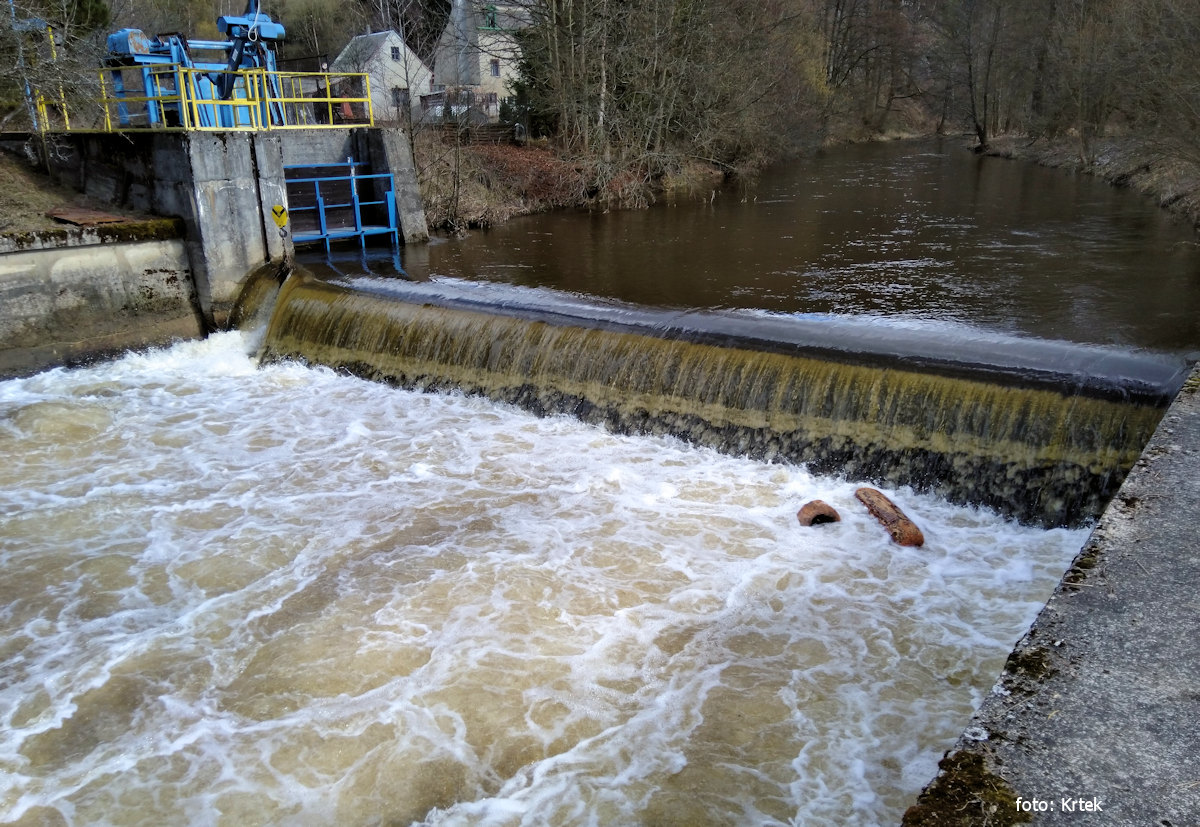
[14,125,427,368]
[361,128,429,244]
[0,226,202,378]
[42,132,290,328]
[277,129,357,167]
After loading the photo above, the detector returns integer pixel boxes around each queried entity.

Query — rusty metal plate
[45,207,128,226]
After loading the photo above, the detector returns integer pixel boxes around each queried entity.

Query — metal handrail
[36,65,375,133]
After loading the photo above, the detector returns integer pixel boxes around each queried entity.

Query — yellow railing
[36,65,374,133]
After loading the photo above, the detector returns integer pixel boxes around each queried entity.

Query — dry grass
[411,132,725,232]
[413,133,592,231]
[0,147,86,233]
[470,142,591,210]
[0,145,147,234]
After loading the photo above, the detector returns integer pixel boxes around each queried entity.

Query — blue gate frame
[284,161,400,253]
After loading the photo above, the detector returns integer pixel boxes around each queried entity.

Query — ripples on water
[0,333,1085,825]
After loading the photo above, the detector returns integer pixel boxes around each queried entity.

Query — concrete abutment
[905,362,1200,826]
[2,127,427,375]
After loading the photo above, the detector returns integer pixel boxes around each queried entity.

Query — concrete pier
[1,125,428,374]
[904,363,1200,826]
[36,127,427,327]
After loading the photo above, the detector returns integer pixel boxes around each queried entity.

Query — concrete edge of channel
[903,361,1200,826]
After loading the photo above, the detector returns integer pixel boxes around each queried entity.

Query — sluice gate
[284,161,401,252]
[257,271,1187,528]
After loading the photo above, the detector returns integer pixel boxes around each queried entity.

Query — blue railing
[284,161,399,253]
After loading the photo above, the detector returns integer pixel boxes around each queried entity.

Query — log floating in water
[855,487,925,547]
[797,499,841,526]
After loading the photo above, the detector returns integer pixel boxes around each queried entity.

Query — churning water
[0,332,1086,825]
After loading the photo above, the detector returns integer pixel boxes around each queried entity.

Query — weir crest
[249,268,1188,528]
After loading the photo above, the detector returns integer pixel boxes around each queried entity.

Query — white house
[430,1,530,122]
[330,30,433,126]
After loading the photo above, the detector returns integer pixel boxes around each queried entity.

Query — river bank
[412,131,1200,239]
[985,135,1200,236]
[411,132,725,233]
[4,130,1197,241]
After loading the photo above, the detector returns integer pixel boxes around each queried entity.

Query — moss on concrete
[902,751,1032,826]
[1062,543,1101,590]
[95,218,186,243]
[1182,369,1200,396]
[1003,646,1055,682]
[0,218,185,251]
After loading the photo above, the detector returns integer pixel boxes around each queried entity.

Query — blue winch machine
[104,0,286,129]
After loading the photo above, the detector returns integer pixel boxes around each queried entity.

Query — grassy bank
[0,146,147,234]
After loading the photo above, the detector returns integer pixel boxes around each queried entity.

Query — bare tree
[1052,0,1123,162]
[1,0,110,130]
[819,0,931,133]
[274,0,367,60]
[1115,0,1200,167]
[931,0,1008,149]
[515,0,828,185]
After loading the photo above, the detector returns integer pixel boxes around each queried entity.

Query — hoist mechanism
[103,0,288,128]
[214,0,285,97]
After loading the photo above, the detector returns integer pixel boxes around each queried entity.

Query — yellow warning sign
[271,205,288,228]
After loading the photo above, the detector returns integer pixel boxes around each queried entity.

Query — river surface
[400,140,1200,357]
[0,333,1084,825]
[2,141,1189,825]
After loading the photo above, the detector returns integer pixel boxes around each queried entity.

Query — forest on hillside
[3,0,1200,202]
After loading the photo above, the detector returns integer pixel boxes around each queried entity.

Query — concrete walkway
[904,364,1200,826]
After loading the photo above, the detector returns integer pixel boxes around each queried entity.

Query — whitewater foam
[0,332,1085,825]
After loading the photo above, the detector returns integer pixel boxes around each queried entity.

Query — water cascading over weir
[249,267,1188,528]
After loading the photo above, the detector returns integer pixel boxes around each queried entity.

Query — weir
[255,269,1187,528]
